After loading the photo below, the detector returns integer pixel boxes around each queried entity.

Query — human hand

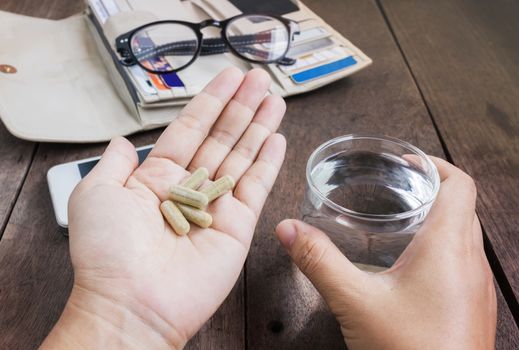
[276,157,496,350]
[42,68,286,349]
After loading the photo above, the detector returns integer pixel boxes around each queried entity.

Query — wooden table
[1,0,518,348]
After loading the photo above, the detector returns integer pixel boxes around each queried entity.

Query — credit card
[280,46,353,74]
[265,26,329,50]
[290,56,357,84]
[287,37,335,57]
[141,62,170,90]
[148,73,170,90]
[128,66,158,95]
[161,72,185,88]
[292,27,329,45]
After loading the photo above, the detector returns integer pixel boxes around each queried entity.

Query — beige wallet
[0,0,371,143]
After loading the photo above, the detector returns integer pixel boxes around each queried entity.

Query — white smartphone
[47,144,153,229]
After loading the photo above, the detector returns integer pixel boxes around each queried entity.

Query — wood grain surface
[0,125,34,237]
[379,0,519,303]
[246,0,519,349]
[0,0,517,349]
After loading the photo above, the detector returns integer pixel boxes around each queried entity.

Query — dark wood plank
[494,279,519,349]
[0,125,34,236]
[0,0,84,18]
[0,143,78,349]
[247,0,519,348]
[379,0,519,319]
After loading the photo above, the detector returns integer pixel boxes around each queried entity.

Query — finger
[83,137,138,186]
[428,156,469,182]
[276,219,368,305]
[188,69,272,177]
[215,94,286,182]
[418,156,477,243]
[233,133,286,218]
[149,67,245,167]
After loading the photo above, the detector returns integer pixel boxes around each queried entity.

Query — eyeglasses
[116,14,300,74]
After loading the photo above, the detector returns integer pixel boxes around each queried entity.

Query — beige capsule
[202,175,235,202]
[160,200,190,236]
[169,185,209,209]
[177,204,213,228]
[180,167,209,190]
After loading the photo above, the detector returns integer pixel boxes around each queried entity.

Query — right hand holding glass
[276,157,496,350]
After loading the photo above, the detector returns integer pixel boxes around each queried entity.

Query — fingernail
[277,221,298,249]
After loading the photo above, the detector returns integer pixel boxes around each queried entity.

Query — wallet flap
[0,10,141,142]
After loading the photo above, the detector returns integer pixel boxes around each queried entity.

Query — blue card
[290,56,357,84]
[161,72,184,88]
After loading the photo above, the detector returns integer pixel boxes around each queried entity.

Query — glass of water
[301,134,440,269]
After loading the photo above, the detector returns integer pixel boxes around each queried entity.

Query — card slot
[265,63,299,91]
[138,98,191,108]
[172,87,188,98]
[290,55,358,84]
[279,46,352,75]
[286,36,337,60]
[156,89,175,99]
[291,26,331,47]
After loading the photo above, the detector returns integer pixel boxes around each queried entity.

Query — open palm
[67,68,286,347]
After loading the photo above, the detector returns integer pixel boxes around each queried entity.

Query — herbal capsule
[169,185,209,209]
[177,204,213,228]
[202,175,235,202]
[180,167,209,190]
[160,200,190,236]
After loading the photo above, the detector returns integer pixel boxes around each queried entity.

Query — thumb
[84,137,138,186]
[276,219,368,306]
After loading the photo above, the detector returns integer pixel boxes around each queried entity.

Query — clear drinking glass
[301,134,440,269]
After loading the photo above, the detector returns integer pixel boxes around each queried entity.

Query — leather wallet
[0,0,371,142]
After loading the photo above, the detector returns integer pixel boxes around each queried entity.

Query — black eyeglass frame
[116,14,299,74]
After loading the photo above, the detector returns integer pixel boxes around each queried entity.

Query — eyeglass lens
[225,15,289,62]
[131,23,199,72]
[130,15,290,72]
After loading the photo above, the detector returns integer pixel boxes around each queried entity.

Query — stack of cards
[89,0,191,105]
[199,0,369,90]
[86,0,371,110]
[282,37,358,84]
